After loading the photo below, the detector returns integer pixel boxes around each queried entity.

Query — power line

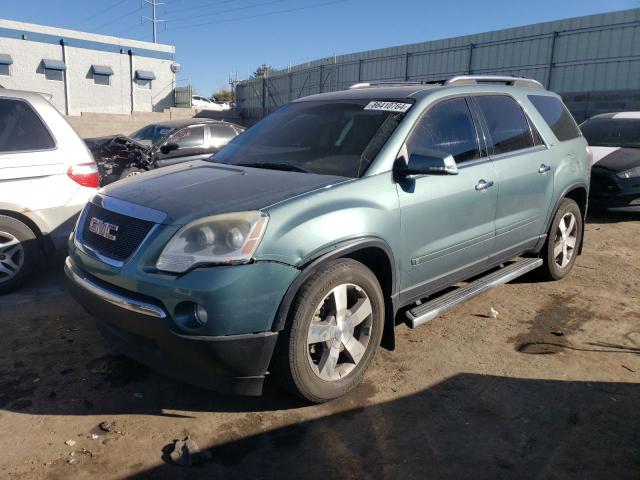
[164,0,237,15]
[115,22,146,37]
[78,0,130,27]
[167,0,350,30]
[167,0,286,24]
[93,4,144,32]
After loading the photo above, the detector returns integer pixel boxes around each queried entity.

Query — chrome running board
[406,258,543,328]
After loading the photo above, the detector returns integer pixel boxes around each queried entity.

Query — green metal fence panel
[236,8,640,122]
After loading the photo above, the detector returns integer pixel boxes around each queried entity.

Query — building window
[91,65,114,86]
[94,74,110,86]
[45,69,63,81]
[0,54,12,76]
[136,78,152,89]
[42,59,66,82]
[134,70,156,90]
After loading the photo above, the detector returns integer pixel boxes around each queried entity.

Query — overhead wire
[167,0,286,24]
[166,0,350,31]
[92,5,144,32]
[77,0,130,27]
[164,0,238,15]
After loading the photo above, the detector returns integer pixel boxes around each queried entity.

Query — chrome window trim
[488,144,549,162]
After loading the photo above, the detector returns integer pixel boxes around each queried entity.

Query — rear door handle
[538,164,551,174]
[475,179,494,192]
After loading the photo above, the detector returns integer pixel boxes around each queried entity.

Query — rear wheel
[539,198,583,280]
[273,259,384,403]
[0,215,40,294]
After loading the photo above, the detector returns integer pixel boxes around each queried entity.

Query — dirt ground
[1,212,639,480]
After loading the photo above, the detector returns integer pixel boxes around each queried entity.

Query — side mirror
[160,142,179,155]
[396,149,459,180]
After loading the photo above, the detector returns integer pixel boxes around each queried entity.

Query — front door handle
[538,164,551,174]
[475,179,494,192]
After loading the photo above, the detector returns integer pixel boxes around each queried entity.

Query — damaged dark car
[85,118,245,185]
[581,112,640,212]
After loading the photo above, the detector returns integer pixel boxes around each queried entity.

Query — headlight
[617,166,640,179]
[156,211,269,273]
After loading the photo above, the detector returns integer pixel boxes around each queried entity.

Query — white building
[0,18,177,115]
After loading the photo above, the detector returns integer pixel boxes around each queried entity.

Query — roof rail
[349,81,441,89]
[445,75,545,89]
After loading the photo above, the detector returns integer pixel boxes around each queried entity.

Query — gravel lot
[1,212,638,480]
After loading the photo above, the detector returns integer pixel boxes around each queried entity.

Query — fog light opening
[175,301,209,329]
[194,304,208,326]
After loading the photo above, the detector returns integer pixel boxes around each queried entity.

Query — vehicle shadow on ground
[587,211,638,224]
[0,262,308,416]
[126,374,640,480]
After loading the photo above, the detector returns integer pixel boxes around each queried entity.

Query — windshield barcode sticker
[364,101,412,113]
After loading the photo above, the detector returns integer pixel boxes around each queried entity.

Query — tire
[273,258,385,403]
[119,167,146,179]
[0,215,41,295]
[539,198,583,281]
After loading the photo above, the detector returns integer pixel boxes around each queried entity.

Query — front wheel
[273,259,384,403]
[119,167,146,179]
[539,198,583,280]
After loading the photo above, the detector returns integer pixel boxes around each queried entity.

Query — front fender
[256,173,401,267]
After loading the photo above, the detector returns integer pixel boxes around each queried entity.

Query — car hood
[591,147,640,173]
[99,160,350,225]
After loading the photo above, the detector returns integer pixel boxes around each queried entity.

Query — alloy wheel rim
[553,212,578,269]
[0,231,24,283]
[306,283,373,382]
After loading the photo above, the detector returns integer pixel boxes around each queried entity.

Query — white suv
[0,89,98,293]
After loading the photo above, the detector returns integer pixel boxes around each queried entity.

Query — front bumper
[590,171,640,212]
[65,257,287,396]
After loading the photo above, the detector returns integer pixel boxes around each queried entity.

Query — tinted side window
[0,98,55,153]
[528,95,580,142]
[476,95,534,155]
[407,97,480,163]
[580,119,640,148]
[208,124,235,143]
[171,126,204,149]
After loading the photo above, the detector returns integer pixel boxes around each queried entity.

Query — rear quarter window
[0,98,55,153]
[528,95,581,142]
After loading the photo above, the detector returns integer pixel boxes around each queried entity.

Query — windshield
[580,118,640,148]
[212,99,412,177]
[131,124,176,145]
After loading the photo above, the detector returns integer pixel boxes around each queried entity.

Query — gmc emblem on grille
[89,217,119,241]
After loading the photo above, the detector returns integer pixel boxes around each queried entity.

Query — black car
[580,112,640,212]
[86,118,245,185]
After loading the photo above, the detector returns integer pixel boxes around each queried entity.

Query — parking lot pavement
[0,212,638,479]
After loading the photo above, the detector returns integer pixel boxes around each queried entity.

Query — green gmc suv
[66,76,590,403]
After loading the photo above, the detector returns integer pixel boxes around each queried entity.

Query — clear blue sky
[2,0,637,95]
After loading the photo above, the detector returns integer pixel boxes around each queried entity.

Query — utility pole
[142,0,166,43]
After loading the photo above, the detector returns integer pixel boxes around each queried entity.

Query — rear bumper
[64,257,279,396]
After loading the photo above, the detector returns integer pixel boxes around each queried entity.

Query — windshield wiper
[235,162,312,173]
